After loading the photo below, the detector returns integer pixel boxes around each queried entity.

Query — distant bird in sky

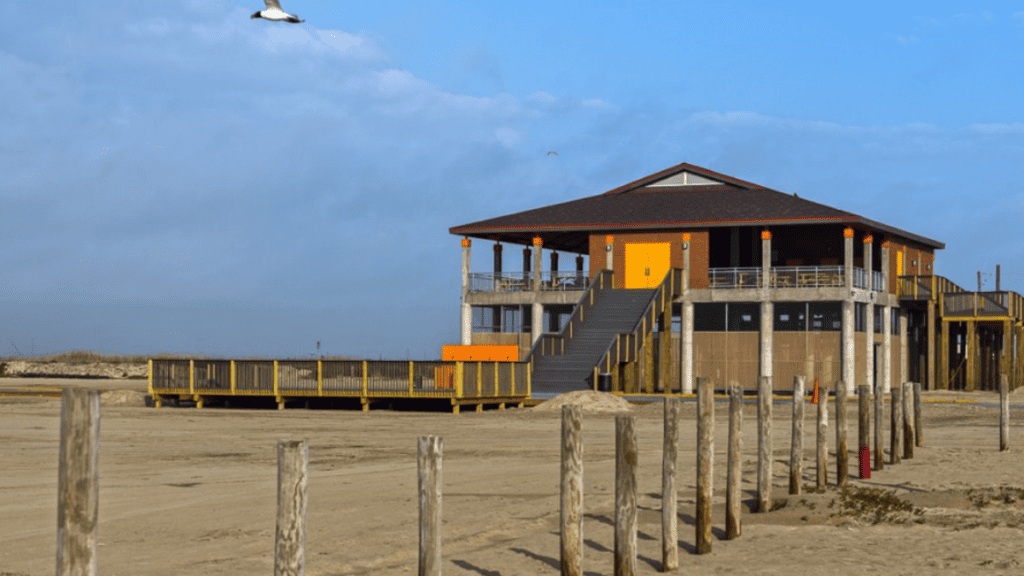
[251,0,304,23]
[547,151,558,156]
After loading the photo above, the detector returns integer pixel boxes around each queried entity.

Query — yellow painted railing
[149,359,531,402]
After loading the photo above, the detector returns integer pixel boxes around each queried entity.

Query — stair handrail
[526,269,613,370]
[590,268,683,389]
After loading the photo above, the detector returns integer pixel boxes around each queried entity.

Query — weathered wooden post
[858,385,870,480]
[874,377,884,471]
[757,376,772,513]
[615,415,638,575]
[275,440,308,576]
[902,382,914,459]
[835,381,848,486]
[1001,374,1010,453]
[789,376,805,495]
[418,436,443,576]
[662,398,679,571]
[561,405,584,576]
[914,381,924,448]
[696,377,713,553]
[890,383,902,465]
[816,384,828,489]
[57,388,101,576]
[726,385,742,540]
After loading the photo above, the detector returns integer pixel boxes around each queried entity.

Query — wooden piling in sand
[890,384,902,465]
[1001,374,1010,453]
[276,440,308,576]
[418,435,443,576]
[726,385,742,540]
[835,381,848,486]
[874,377,884,471]
[662,398,679,571]
[696,377,713,553]
[858,385,870,479]
[790,375,805,495]
[816,384,827,489]
[561,406,583,576]
[914,381,923,448]
[757,376,772,513]
[57,388,101,576]
[903,382,914,460]
[615,415,638,575]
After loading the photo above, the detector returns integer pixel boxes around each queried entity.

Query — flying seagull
[251,0,304,23]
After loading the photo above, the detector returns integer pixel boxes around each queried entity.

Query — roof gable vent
[645,170,722,188]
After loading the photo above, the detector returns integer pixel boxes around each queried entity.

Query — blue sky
[3,1,1024,359]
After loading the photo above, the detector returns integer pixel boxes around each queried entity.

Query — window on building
[694,303,726,332]
[727,303,760,332]
[891,308,901,335]
[873,305,884,334]
[809,302,842,331]
[855,302,867,332]
[774,302,807,331]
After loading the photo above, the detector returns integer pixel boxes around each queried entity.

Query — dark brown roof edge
[450,215,945,250]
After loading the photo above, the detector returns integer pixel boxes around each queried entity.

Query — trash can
[597,372,612,393]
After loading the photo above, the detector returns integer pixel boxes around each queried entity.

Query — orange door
[625,243,670,288]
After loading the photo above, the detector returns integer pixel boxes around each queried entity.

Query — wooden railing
[897,275,966,300]
[526,270,613,371]
[592,268,684,392]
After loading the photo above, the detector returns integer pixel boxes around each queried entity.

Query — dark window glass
[873,305,884,334]
[891,308,901,335]
[809,302,842,331]
[727,302,760,332]
[695,303,726,332]
[774,302,807,331]
[855,302,866,332]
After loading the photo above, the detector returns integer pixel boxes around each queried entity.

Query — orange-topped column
[461,238,472,345]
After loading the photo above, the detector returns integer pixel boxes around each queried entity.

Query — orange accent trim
[682,233,691,242]
[442,345,518,362]
[864,234,873,244]
[461,238,471,248]
[844,227,855,238]
[761,229,772,240]
[605,235,614,244]
[532,236,543,246]
[881,241,891,248]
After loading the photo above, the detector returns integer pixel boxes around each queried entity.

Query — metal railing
[149,359,531,401]
[709,266,877,290]
[468,271,589,293]
[527,269,612,368]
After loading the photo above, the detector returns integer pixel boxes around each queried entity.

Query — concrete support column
[864,236,874,392]
[680,234,693,395]
[883,304,892,394]
[532,302,544,345]
[842,227,855,394]
[760,229,773,380]
[460,238,472,345]
[532,236,543,291]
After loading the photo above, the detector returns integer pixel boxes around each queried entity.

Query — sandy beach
[2,378,1023,576]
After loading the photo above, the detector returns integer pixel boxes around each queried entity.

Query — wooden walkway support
[858,385,870,480]
[57,389,101,576]
[790,376,805,495]
[902,382,914,459]
[890,384,902,465]
[615,415,638,575]
[874,377,884,471]
[1001,374,1010,453]
[914,382,923,448]
[757,376,772,513]
[726,385,742,540]
[276,440,308,576]
[561,406,583,576]
[418,436,443,576]
[695,377,714,553]
[662,398,679,571]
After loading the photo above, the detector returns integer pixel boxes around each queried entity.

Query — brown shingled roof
[449,162,944,251]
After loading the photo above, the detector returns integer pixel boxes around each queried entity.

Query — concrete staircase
[530,289,656,396]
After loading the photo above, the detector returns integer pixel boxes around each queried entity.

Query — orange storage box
[441,345,519,362]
